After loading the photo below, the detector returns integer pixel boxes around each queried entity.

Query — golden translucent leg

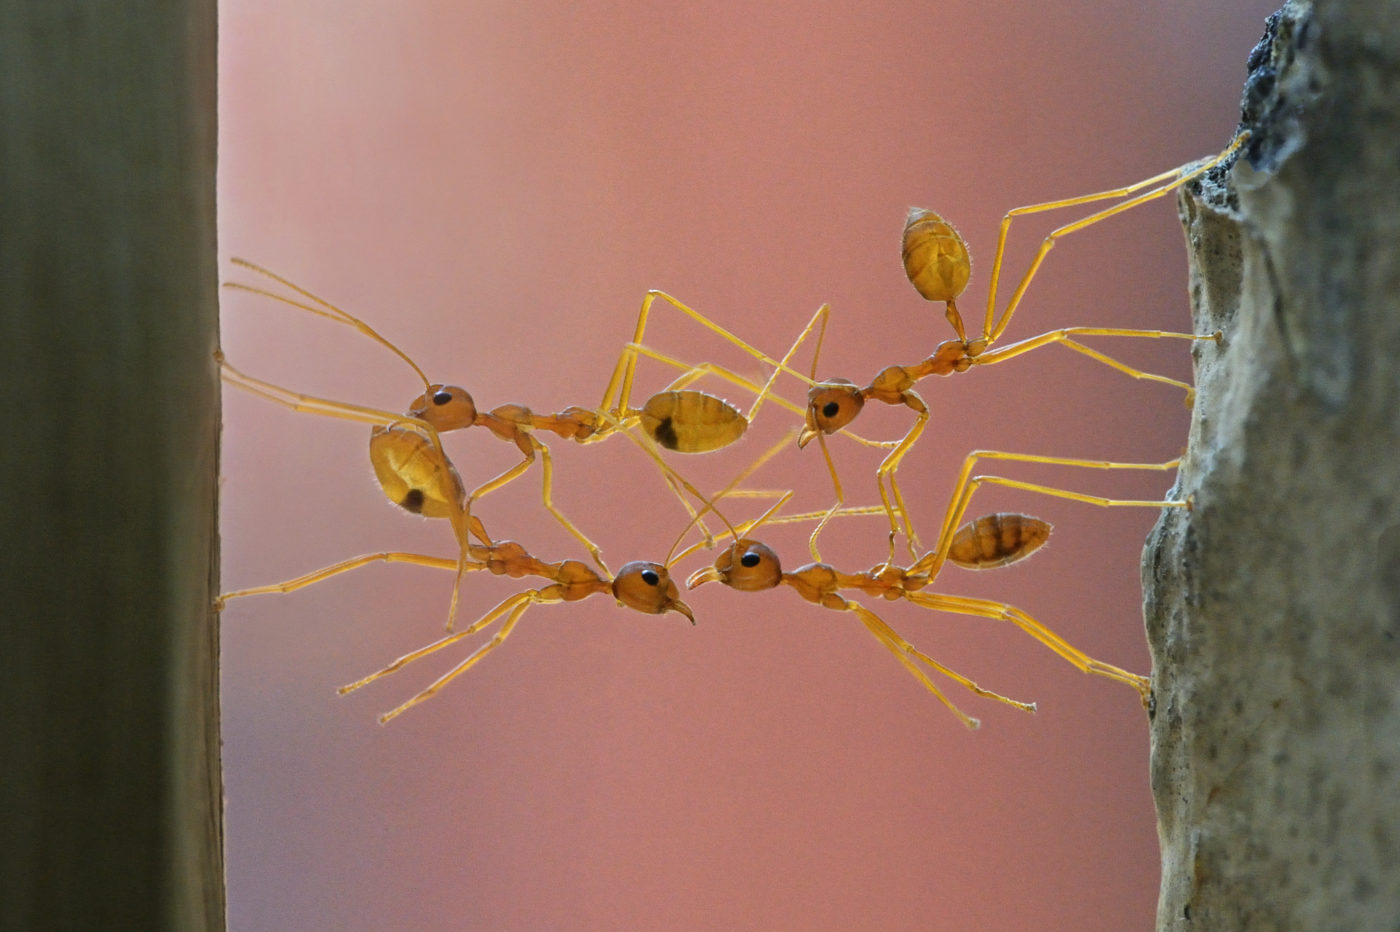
[970,327,1220,402]
[602,300,833,439]
[982,132,1249,344]
[806,299,890,559]
[221,352,502,629]
[219,353,412,429]
[746,303,831,424]
[339,589,558,722]
[630,347,808,420]
[807,432,846,562]
[663,431,800,565]
[848,601,1038,729]
[464,433,609,575]
[226,258,433,389]
[599,290,820,418]
[905,591,1152,702]
[216,551,466,609]
[873,393,929,565]
[219,353,488,547]
[216,548,485,637]
[605,412,751,550]
[912,450,1184,579]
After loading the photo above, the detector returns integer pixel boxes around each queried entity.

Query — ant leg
[662,431,799,565]
[745,303,830,424]
[807,432,846,562]
[913,450,1184,579]
[599,290,818,419]
[982,132,1249,344]
[534,438,609,575]
[968,326,1221,404]
[220,354,407,427]
[216,551,468,609]
[465,435,608,574]
[225,259,433,389]
[847,601,1037,728]
[873,392,929,565]
[906,591,1152,703]
[338,588,562,719]
[220,356,460,478]
[373,597,541,723]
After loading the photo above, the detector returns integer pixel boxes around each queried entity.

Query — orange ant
[797,132,1249,561]
[224,435,800,723]
[338,544,695,724]
[222,261,841,557]
[218,329,785,635]
[221,531,696,724]
[687,447,1191,727]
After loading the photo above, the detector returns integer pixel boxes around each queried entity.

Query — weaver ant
[799,133,1248,560]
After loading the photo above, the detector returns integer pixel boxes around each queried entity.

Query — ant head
[800,380,864,446]
[408,384,478,431]
[612,561,695,624]
[369,425,466,519]
[902,207,971,303]
[689,538,782,592]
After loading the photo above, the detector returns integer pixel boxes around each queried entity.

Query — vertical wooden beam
[0,2,224,929]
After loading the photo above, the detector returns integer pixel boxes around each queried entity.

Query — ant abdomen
[947,512,1051,570]
[640,390,747,453]
[369,425,466,519]
[902,207,972,303]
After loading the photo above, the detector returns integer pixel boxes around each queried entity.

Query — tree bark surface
[1147,1,1400,928]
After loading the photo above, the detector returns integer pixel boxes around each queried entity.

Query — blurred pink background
[218,2,1274,929]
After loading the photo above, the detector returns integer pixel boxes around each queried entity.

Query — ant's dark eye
[433,391,453,406]
[740,552,761,568]
[641,569,660,586]
[822,401,840,418]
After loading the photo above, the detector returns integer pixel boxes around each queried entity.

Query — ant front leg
[981,132,1250,346]
[339,587,566,723]
[871,389,929,566]
[598,290,821,422]
[846,601,1037,729]
[217,551,468,610]
[966,326,1221,406]
[471,419,609,575]
[905,591,1152,704]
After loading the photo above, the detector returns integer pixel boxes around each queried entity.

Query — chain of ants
[219,133,1247,728]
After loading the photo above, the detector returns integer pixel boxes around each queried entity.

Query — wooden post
[0,3,224,928]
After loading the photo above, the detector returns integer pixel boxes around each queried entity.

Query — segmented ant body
[222,261,838,568]
[334,539,694,724]
[797,134,1248,559]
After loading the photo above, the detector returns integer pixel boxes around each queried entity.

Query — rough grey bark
[1146,1,1400,928]
[0,3,225,929]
